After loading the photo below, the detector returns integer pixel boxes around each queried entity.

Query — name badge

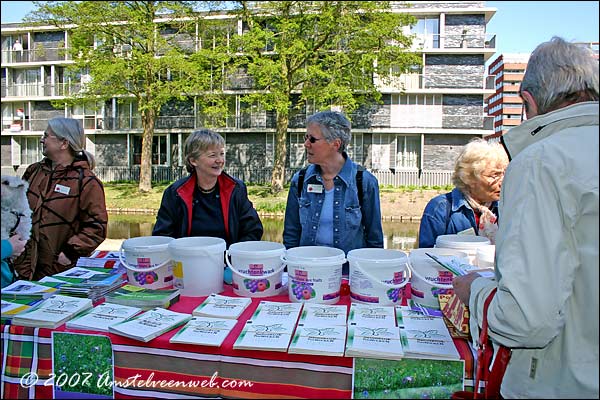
[54,184,71,195]
[457,227,476,236]
[307,184,323,194]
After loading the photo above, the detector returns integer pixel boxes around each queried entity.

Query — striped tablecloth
[1,286,475,398]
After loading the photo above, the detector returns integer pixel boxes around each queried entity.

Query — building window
[132,135,168,165]
[411,17,440,48]
[288,132,306,169]
[17,136,43,165]
[371,134,420,170]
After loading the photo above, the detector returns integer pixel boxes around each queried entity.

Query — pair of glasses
[483,172,504,184]
[42,131,59,140]
[304,134,322,144]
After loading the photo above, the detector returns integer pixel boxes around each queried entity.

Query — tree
[230,1,420,193]
[27,1,227,192]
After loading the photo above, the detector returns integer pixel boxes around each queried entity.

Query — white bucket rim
[282,254,346,267]
[347,248,410,266]
[121,235,174,251]
[168,236,227,255]
[283,246,346,265]
[228,241,286,257]
[435,234,491,249]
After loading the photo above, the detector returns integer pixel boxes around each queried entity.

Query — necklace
[199,184,217,194]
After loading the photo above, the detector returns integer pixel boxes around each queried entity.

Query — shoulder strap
[445,192,453,232]
[296,166,309,198]
[356,165,365,208]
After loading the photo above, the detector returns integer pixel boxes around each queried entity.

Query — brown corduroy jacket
[13,157,108,280]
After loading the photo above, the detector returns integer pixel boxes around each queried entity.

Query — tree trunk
[271,112,289,194]
[139,108,156,192]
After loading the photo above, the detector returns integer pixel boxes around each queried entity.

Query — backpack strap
[296,166,309,198]
[445,191,453,232]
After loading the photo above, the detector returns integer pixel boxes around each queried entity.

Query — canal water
[108,214,420,251]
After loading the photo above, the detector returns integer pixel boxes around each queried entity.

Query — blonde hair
[452,138,508,194]
[47,117,95,169]
[184,129,225,173]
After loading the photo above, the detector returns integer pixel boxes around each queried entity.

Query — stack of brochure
[2,280,62,300]
[104,285,180,310]
[1,297,44,322]
[192,294,252,319]
[40,267,125,302]
[170,317,238,347]
[233,301,303,352]
[66,302,142,332]
[345,303,403,359]
[397,306,460,360]
[297,304,348,326]
[11,294,93,329]
[288,324,348,357]
[109,307,191,342]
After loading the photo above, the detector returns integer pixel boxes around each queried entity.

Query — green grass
[103,181,449,212]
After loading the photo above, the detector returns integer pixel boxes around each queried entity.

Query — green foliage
[52,333,113,396]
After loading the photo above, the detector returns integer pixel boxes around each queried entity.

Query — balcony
[410,33,496,50]
[1,47,71,64]
[102,114,277,131]
[375,73,496,92]
[1,82,85,98]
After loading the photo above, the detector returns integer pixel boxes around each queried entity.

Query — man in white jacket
[454,37,599,398]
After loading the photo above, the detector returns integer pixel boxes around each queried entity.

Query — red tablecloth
[1,284,474,399]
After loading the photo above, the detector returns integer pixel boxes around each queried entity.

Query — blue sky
[2,1,599,57]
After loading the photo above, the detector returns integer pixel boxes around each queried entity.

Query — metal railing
[1,47,71,64]
[1,82,85,98]
[411,33,496,50]
[91,165,454,187]
[375,73,496,91]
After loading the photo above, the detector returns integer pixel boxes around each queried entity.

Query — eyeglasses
[482,171,504,184]
[42,131,58,140]
[304,134,323,144]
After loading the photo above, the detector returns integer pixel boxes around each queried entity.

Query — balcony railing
[1,47,71,64]
[102,114,277,131]
[1,82,85,98]
[375,73,496,91]
[411,33,496,50]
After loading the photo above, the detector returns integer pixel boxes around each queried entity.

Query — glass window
[18,136,43,165]
[132,135,168,165]
[396,135,420,169]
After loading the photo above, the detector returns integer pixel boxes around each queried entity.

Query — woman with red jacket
[152,129,263,246]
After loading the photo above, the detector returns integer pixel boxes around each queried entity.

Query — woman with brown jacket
[13,117,108,280]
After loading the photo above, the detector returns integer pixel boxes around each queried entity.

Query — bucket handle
[119,243,171,273]
[280,254,347,268]
[408,260,454,289]
[352,259,410,289]
[225,250,286,280]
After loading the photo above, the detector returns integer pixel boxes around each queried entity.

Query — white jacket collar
[501,102,599,159]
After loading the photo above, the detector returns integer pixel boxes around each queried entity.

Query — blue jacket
[418,187,499,248]
[2,240,15,288]
[152,172,263,246]
[283,153,383,254]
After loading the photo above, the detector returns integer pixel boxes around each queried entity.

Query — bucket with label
[408,247,470,309]
[281,246,346,305]
[476,244,495,269]
[119,236,175,290]
[435,234,491,264]
[168,236,226,297]
[225,241,287,297]
[347,248,410,306]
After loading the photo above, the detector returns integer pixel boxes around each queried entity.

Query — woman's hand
[57,252,72,266]
[8,234,27,257]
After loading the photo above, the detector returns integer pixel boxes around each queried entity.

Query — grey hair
[452,138,508,194]
[306,111,352,153]
[184,128,226,173]
[521,36,599,115]
[47,117,95,169]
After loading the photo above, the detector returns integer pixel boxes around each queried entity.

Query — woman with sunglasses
[283,111,383,274]
[418,138,508,248]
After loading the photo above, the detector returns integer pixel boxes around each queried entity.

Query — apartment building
[485,53,529,140]
[1,1,496,185]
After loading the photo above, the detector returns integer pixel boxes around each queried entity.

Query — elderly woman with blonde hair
[418,138,508,248]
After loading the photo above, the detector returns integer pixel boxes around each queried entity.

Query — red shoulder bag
[452,288,512,399]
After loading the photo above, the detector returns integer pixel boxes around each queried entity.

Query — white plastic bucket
[476,244,496,269]
[119,236,174,290]
[226,241,286,298]
[408,248,470,309]
[281,246,346,304]
[347,248,410,306]
[435,234,491,264]
[168,237,226,297]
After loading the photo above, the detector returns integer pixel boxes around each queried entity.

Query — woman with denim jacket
[283,111,383,274]
[418,138,508,248]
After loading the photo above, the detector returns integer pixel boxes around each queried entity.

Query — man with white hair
[13,117,108,280]
[454,37,599,398]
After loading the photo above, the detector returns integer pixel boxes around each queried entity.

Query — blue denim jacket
[283,153,384,255]
[418,187,499,248]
